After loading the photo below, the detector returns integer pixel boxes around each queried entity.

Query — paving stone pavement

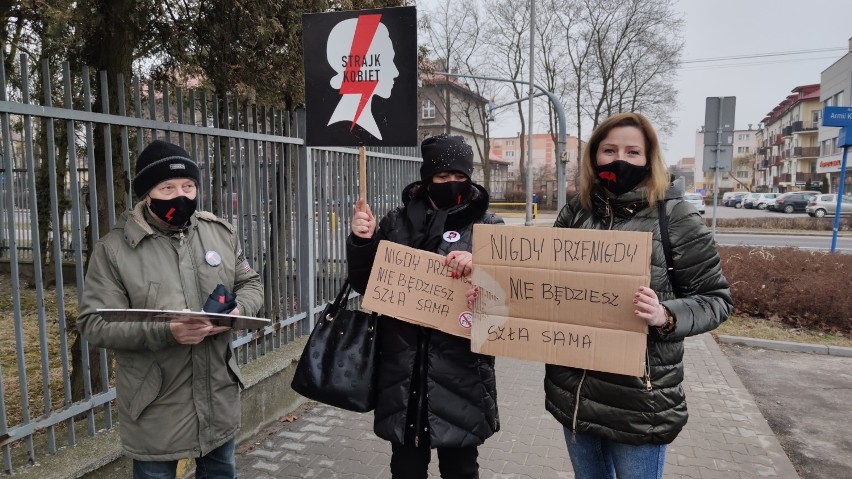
[237,334,799,478]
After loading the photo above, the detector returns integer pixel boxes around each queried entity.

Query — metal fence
[0,53,421,474]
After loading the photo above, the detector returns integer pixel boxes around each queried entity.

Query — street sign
[821,106,852,127]
[704,97,736,146]
[303,6,418,146]
[703,145,733,172]
[823,107,852,253]
[838,127,852,148]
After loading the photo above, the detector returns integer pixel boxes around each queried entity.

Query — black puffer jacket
[347,181,503,448]
[544,179,732,445]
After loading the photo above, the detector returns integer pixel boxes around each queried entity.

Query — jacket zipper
[571,369,588,442]
[606,199,614,230]
[606,199,652,391]
[413,329,429,447]
[571,200,612,441]
[644,349,653,391]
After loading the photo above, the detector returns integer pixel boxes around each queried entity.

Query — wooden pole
[358,146,367,212]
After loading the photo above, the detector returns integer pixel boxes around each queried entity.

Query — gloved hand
[202,284,237,314]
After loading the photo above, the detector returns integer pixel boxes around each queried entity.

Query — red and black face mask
[428,180,471,210]
[148,196,197,225]
[594,160,650,195]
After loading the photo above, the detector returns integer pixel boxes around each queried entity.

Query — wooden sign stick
[358,146,367,212]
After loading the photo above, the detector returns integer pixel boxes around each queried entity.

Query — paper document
[97,308,270,330]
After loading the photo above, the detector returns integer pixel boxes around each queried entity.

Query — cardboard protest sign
[303,6,417,146]
[470,224,652,376]
[361,240,473,338]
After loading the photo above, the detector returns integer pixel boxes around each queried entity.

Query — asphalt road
[714,233,852,252]
[721,344,852,479]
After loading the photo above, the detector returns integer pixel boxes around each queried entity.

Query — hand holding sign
[352,198,375,238]
[445,250,474,279]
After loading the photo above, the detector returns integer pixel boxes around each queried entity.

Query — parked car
[723,192,748,207]
[770,192,818,213]
[806,194,852,217]
[683,193,706,214]
[721,192,738,205]
[743,193,779,209]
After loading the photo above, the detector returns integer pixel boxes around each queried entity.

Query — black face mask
[428,180,471,210]
[148,196,197,225]
[594,160,650,195]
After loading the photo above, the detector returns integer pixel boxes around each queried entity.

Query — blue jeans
[563,429,667,479]
[133,438,237,479]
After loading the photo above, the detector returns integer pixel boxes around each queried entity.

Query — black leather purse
[290,281,379,412]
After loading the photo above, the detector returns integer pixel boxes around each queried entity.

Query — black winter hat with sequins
[419,134,474,182]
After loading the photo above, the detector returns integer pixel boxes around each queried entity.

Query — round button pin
[205,250,222,266]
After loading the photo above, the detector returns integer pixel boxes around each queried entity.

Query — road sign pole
[831,136,848,253]
[711,99,725,238]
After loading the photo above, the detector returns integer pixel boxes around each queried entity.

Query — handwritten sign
[361,240,473,337]
[470,224,652,376]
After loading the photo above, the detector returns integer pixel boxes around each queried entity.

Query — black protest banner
[303,6,417,147]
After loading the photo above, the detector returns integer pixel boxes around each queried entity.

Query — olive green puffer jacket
[544,179,732,445]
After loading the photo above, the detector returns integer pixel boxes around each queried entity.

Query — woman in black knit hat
[346,134,503,479]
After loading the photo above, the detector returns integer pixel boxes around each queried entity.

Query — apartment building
[489,133,581,205]
[418,70,510,198]
[670,157,695,191]
[694,127,758,194]
[755,84,822,193]
[817,38,852,194]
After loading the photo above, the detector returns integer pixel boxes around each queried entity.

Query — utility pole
[525,0,536,226]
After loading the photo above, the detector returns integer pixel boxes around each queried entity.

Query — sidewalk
[236,334,799,478]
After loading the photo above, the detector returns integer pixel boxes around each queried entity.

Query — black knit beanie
[419,134,474,183]
[132,140,200,199]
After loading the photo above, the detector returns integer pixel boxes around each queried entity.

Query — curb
[715,334,852,357]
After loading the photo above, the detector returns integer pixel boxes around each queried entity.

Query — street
[714,233,852,252]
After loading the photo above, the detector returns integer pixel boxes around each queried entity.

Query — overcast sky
[415,0,852,164]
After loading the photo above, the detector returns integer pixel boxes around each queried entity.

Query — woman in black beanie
[346,134,503,479]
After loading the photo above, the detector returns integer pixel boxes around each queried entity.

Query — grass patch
[714,314,852,348]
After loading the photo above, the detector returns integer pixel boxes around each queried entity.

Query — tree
[422,0,500,192]
[556,0,682,143]
[421,0,478,135]
[535,0,572,189]
[485,0,530,190]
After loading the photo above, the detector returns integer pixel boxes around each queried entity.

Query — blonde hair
[578,112,669,211]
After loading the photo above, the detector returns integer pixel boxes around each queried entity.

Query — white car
[684,193,706,214]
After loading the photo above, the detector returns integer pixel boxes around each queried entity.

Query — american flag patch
[237,249,252,274]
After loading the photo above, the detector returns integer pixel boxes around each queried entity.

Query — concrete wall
[12,338,307,479]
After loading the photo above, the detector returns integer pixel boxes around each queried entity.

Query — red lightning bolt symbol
[165,207,176,222]
[338,14,382,131]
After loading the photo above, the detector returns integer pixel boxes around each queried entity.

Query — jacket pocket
[128,360,163,421]
[142,282,160,309]
[226,347,245,390]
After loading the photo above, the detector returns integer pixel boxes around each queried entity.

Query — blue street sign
[838,127,852,148]
[822,106,852,127]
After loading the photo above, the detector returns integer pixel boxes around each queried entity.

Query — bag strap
[329,280,352,313]
[657,200,680,297]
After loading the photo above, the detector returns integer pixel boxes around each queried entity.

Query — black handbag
[290,281,379,412]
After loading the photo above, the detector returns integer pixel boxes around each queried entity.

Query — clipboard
[97,308,271,330]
